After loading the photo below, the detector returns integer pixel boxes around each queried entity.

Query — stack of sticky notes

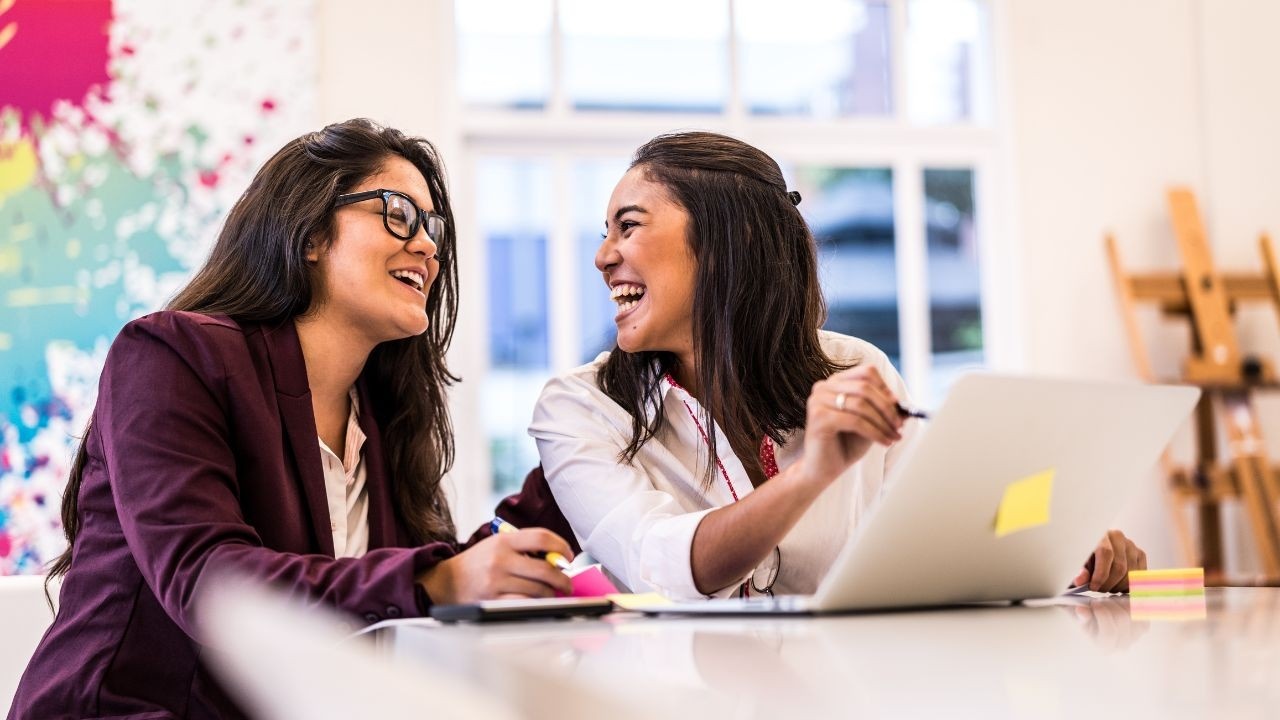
[1128,567,1206,621]
[565,564,619,598]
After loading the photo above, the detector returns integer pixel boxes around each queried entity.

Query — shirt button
[364,612,380,623]
[385,605,401,618]
[330,522,337,531]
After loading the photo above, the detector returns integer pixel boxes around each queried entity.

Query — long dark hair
[598,131,849,487]
[49,119,460,590]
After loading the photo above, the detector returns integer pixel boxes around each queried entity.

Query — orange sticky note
[994,468,1054,538]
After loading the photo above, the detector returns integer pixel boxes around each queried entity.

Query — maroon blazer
[9,312,571,720]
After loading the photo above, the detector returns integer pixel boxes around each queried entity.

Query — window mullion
[548,156,580,372]
[893,157,932,403]
[725,0,745,132]
[549,0,568,117]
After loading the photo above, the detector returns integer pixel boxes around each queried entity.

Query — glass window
[561,0,728,112]
[924,167,982,399]
[476,157,552,495]
[457,0,552,110]
[791,166,900,368]
[573,158,628,362]
[739,0,893,117]
[906,0,987,124]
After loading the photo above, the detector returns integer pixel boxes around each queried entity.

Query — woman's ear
[304,239,320,263]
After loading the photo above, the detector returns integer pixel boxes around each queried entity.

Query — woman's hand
[797,365,905,488]
[1072,529,1147,592]
[418,528,575,604]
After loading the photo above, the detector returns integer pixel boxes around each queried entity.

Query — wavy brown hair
[599,131,850,487]
[49,119,459,590]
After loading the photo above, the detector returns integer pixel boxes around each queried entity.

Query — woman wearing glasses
[530,131,1145,601]
[11,119,573,720]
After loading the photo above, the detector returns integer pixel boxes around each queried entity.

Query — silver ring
[835,392,847,412]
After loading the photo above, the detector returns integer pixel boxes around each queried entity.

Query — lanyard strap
[666,374,781,502]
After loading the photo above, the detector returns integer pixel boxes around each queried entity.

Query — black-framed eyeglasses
[333,189,447,252]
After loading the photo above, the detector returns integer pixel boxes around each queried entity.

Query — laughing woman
[530,131,1145,601]
[11,119,573,720]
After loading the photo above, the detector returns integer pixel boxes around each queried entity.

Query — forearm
[689,463,827,594]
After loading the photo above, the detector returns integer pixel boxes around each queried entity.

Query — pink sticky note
[564,565,618,598]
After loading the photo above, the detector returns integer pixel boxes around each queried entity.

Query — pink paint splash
[0,0,112,128]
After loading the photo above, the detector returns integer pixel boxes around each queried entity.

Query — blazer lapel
[355,377,399,549]
[260,320,335,557]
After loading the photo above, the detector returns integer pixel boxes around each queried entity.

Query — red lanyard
[666,374,780,504]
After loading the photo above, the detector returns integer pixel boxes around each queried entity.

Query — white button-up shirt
[530,331,916,601]
[317,387,369,559]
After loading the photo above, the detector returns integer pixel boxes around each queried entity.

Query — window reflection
[924,167,982,399]
[457,0,551,109]
[907,0,987,124]
[561,0,728,112]
[739,0,892,117]
[792,166,901,368]
[477,157,551,495]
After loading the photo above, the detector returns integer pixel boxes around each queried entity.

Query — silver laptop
[640,373,1200,615]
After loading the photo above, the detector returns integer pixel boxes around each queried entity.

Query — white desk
[378,588,1280,719]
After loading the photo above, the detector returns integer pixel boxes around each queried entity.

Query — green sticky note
[994,468,1054,537]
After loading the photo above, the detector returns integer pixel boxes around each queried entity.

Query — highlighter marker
[489,517,572,571]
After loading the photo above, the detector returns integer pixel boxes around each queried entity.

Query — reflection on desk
[378,588,1280,719]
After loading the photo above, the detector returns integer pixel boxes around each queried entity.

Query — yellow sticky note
[606,592,671,610]
[993,468,1054,537]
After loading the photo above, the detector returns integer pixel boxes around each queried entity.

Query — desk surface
[381,587,1279,719]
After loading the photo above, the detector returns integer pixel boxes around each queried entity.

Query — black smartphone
[429,596,614,623]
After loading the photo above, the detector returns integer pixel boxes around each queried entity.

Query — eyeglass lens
[383,192,446,246]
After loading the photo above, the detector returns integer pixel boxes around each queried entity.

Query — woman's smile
[611,282,646,320]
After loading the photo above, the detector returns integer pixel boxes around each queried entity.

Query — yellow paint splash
[0,138,37,199]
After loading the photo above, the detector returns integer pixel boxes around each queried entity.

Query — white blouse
[317,387,369,559]
[529,331,917,601]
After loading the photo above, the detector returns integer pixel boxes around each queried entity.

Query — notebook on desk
[637,373,1200,616]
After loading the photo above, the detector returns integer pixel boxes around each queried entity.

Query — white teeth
[610,283,645,303]
[391,269,424,291]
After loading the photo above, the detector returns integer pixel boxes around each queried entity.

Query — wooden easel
[1107,187,1280,584]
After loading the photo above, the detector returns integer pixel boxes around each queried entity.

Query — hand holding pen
[418,519,575,603]
[491,517,572,571]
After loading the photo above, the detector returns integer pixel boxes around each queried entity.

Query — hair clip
[787,190,802,206]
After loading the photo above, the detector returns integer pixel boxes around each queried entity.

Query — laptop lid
[809,373,1200,612]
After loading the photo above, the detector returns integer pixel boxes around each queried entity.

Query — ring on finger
[835,392,848,412]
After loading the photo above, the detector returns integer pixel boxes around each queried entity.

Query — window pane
[573,158,628,363]
[792,166,900,367]
[476,157,551,496]
[924,168,982,399]
[478,158,551,368]
[457,0,551,110]
[739,0,892,117]
[561,0,727,112]
[907,0,987,124]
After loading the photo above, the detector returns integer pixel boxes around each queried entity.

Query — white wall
[1004,0,1280,572]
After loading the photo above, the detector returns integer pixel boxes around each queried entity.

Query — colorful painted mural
[0,0,317,574]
